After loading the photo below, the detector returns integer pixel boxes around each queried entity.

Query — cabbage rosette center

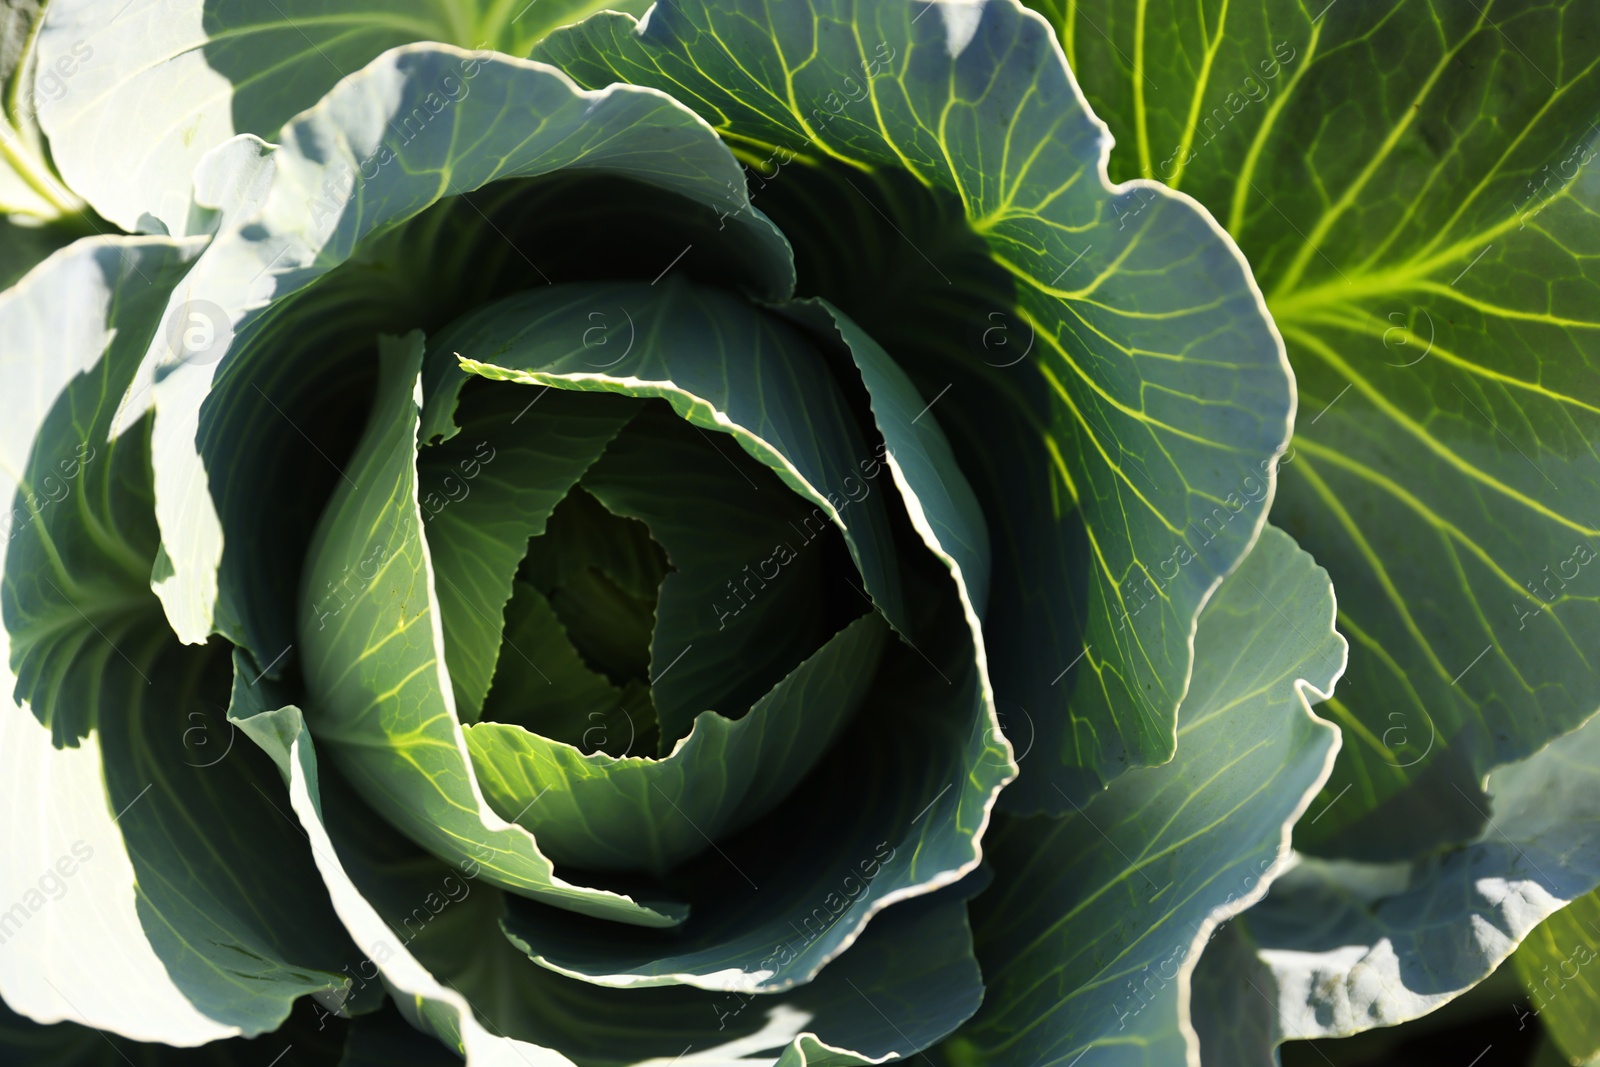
[298,276,1010,992]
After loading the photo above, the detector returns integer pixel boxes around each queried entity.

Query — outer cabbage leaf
[1028,0,1600,1052]
[0,237,234,1046]
[31,0,654,232]
[1192,705,1600,1065]
[229,701,576,1067]
[946,525,1343,1067]
[1042,0,1600,860]
[0,236,365,1043]
[0,0,85,223]
[534,0,1294,811]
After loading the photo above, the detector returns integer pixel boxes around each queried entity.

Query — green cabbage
[1,1,1595,1064]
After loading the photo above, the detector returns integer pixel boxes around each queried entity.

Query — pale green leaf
[0,234,363,1041]
[297,330,685,928]
[1193,704,1600,1064]
[31,0,653,232]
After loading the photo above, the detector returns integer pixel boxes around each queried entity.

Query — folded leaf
[418,383,638,719]
[951,526,1344,1067]
[0,235,362,1043]
[476,576,656,756]
[436,278,911,672]
[269,726,988,1067]
[498,583,1007,993]
[231,702,576,1067]
[298,331,684,927]
[410,283,1010,992]
[1195,704,1600,1064]
[422,285,891,748]
[569,401,868,750]
[467,608,888,880]
[416,290,1012,991]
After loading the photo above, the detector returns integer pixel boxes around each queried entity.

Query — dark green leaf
[537,0,1293,808]
[953,527,1343,1067]
[1045,0,1600,858]
[418,382,637,720]
[519,485,670,605]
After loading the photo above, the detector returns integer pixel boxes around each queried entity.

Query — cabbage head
[3,1,1599,1065]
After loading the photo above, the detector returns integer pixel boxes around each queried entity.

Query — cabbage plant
[1,0,1597,1065]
